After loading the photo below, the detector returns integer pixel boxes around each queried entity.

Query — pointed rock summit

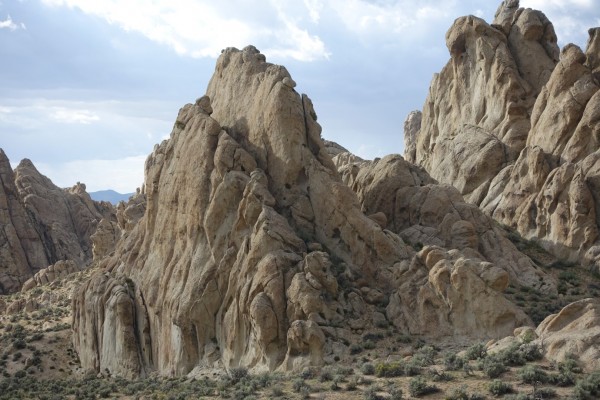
[0,150,113,293]
[73,45,542,378]
[407,0,600,266]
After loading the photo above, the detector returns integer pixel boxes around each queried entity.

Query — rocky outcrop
[0,150,114,293]
[412,2,558,204]
[408,0,600,263]
[73,46,538,379]
[21,260,80,291]
[0,150,49,294]
[335,153,554,292]
[536,298,600,372]
[403,111,421,164]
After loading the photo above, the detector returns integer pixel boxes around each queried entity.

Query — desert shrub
[502,394,530,400]
[574,371,600,399]
[396,334,412,343]
[516,343,543,362]
[12,338,26,350]
[465,343,487,360]
[375,362,403,378]
[403,359,422,376]
[518,364,549,384]
[347,378,358,391]
[363,340,376,350]
[428,368,453,382]
[270,385,284,397]
[444,385,485,400]
[14,370,27,379]
[552,354,581,386]
[228,366,248,383]
[413,345,437,367]
[335,365,354,376]
[363,332,384,342]
[388,385,403,400]
[443,352,466,371]
[319,367,333,382]
[479,355,507,378]
[488,379,512,396]
[535,387,557,398]
[350,343,363,354]
[363,386,380,400]
[444,385,469,400]
[361,362,375,375]
[408,377,438,397]
[292,378,310,393]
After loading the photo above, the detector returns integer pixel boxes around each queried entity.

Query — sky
[1,0,598,193]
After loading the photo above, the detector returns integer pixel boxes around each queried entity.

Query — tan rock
[403,110,421,164]
[536,298,600,372]
[411,3,600,268]
[0,150,113,293]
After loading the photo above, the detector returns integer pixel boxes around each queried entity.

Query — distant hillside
[89,190,133,204]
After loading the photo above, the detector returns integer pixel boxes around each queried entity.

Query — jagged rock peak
[0,149,115,293]
[408,1,600,263]
[72,45,539,379]
[403,110,421,164]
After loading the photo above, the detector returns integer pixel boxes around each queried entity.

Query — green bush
[443,352,466,371]
[403,360,422,376]
[361,362,375,375]
[292,378,310,394]
[363,386,380,400]
[535,387,557,398]
[319,368,333,382]
[518,364,549,384]
[408,377,438,397]
[488,379,512,396]
[413,345,437,367]
[363,340,376,350]
[574,371,600,399]
[347,378,358,391]
[465,343,486,360]
[375,362,403,377]
[444,385,469,400]
[479,355,507,378]
[350,343,363,354]
[228,367,248,383]
[388,385,403,400]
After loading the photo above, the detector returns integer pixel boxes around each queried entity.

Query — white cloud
[522,0,596,9]
[0,14,26,30]
[326,0,458,43]
[36,155,146,193]
[40,0,330,61]
[303,0,323,23]
[50,107,100,124]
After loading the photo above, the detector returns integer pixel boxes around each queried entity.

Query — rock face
[0,150,49,294]
[536,298,600,372]
[403,111,421,164]
[408,0,600,263]
[334,153,554,292]
[73,46,539,379]
[0,150,114,294]
[21,260,80,291]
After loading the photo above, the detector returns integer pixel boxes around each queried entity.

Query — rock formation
[536,298,600,372]
[0,150,114,293]
[333,153,554,292]
[21,260,80,291]
[72,46,541,379]
[0,150,49,294]
[408,0,600,263]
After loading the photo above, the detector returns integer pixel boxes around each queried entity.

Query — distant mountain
[89,190,133,204]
